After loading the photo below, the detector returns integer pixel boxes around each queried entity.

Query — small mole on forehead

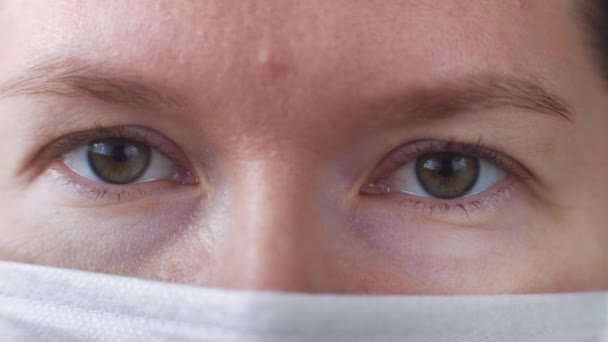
[257,47,288,78]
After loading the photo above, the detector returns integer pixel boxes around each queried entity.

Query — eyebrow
[0,58,573,123]
[369,73,573,125]
[0,58,183,110]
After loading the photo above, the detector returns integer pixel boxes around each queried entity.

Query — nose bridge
[214,158,326,292]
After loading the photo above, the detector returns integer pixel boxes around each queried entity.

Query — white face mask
[0,261,607,342]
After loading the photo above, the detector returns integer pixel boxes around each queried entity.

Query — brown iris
[415,152,479,199]
[88,139,151,184]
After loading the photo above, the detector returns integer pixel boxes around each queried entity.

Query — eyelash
[48,124,170,160]
[362,139,530,216]
[44,125,196,203]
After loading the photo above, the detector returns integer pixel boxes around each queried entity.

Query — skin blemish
[257,46,288,79]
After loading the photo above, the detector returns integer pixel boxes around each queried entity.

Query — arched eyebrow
[0,57,573,123]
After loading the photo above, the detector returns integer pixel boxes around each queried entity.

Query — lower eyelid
[45,163,200,206]
[367,178,516,222]
[399,180,515,219]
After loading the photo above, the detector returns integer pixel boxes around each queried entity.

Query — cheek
[0,184,204,275]
[535,207,608,292]
[346,193,558,294]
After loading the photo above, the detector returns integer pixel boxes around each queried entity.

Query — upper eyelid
[367,139,531,185]
[42,125,185,162]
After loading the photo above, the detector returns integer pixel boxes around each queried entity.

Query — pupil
[112,144,130,162]
[437,159,455,178]
[110,144,139,162]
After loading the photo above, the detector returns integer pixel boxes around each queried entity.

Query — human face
[0,0,606,294]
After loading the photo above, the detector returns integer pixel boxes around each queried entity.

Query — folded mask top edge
[0,261,606,341]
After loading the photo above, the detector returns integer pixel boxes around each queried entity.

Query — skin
[0,0,606,294]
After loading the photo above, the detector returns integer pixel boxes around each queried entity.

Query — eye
[365,143,509,200]
[383,152,506,199]
[64,138,177,185]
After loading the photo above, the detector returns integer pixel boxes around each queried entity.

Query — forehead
[0,1,573,76]
[0,0,581,135]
